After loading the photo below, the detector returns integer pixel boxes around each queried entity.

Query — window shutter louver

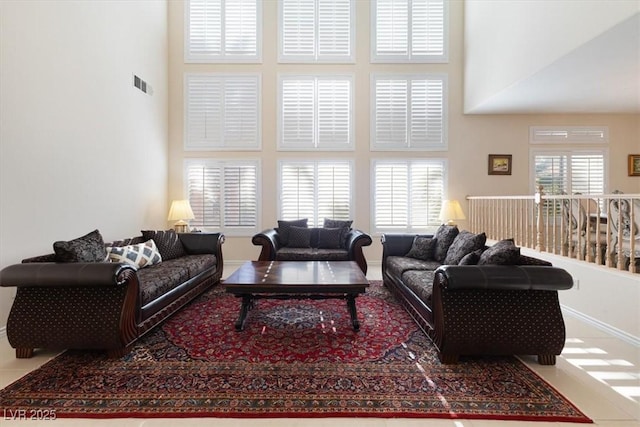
[185,74,260,150]
[373,159,445,232]
[372,0,447,63]
[186,160,259,234]
[186,0,260,63]
[280,0,354,63]
[571,154,605,195]
[279,75,353,150]
[372,74,446,150]
[533,152,605,196]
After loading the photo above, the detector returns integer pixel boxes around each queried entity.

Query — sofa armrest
[252,229,280,261]
[434,265,573,291]
[345,229,372,274]
[0,262,137,288]
[381,233,433,258]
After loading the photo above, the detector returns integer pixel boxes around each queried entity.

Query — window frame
[184,0,263,63]
[278,0,356,63]
[184,158,262,236]
[277,159,354,227]
[529,148,609,195]
[371,158,447,234]
[370,73,448,151]
[183,72,262,151]
[277,73,355,151]
[370,0,449,64]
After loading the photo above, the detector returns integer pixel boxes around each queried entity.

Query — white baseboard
[562,305,640,347]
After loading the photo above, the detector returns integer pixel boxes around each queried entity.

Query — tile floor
[0,262,638,426]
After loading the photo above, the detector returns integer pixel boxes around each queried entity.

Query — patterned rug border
[0,281,593,423]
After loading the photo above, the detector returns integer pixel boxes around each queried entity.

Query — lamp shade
[439,199,466,226]
[167,200,195,221]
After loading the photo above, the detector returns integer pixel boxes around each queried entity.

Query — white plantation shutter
[530,126,609,143]
[533,151,605,195]
[371,74,446,150]
[185,73,260,150]
[279,75,353,150]
[373,159,445,232]
[186,0,261,63]
[279,0,354,63]
[372,0,447,63]
[186,160,260,235]
[279,161,353,227]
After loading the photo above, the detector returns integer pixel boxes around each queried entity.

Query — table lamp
[439,199,466,226]
[168,200,195,233]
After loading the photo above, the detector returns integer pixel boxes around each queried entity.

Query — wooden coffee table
[224,261,369,332]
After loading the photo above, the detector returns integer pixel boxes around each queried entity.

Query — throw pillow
[443,231,487,265]
[287,226,312,248]
[432,225,459,263]
[141,229,186,261]
[53,229,107,263]
[323,219,353,248]
[106,239,162,269]
[276,219,308,246]
[318,227,343,249]
[458,249,483,265]
[477,239,521,265]
[405,236,436,261]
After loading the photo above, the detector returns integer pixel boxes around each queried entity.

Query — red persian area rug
[0,281,591,422]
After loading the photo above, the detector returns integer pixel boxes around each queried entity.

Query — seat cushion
[275,247,349,261]
[385,256,441,279]
[401,269,435,305]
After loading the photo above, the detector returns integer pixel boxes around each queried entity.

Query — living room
[1,0,638,425]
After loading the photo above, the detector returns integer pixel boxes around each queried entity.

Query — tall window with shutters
[371,0,448,63]
[372,159,446,233]
[371,74,447,150]
[184,73,261,150]
[185,0,261,63]
[532,151,607,196]
[185,159,260,235]
[279,160,353,227]
[278,74,353,150]
[279,0,354,63]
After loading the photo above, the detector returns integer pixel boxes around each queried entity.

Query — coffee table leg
[346,295,360,331]
[235,295,253,331]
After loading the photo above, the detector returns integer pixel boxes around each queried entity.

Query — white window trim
[184,158,262,236]
[370,158,448,235]
[184,0,263,63]
[277,73,355,151]
[529,126,609,144]
[370,0,449,64]
[370,73,448,151]
[183,73,262,151]
[277,159,354,227]
[529,147,609,194]
[278,0,356,63]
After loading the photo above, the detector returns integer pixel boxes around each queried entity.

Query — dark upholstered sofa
[382,225,573,365]
[0,230,224,358]
[252,219,372,273]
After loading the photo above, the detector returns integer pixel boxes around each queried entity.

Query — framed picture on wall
[629,154,640,176]
[488,154,512,175]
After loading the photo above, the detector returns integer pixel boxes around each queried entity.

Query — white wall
[0,0,169,327]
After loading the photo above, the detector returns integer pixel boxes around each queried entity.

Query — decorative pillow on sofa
[318,227,343,249]
[141,229,186,261]
[276,219,308,246]
[405,236,435,261]
[443,231,487,265]
[458,249,483,265]
[477,239,521,265]
[323,219,353,248]
[432,225,459,263]
[106,239,162,269]
[287,226,312,248]
[53,229,107,263]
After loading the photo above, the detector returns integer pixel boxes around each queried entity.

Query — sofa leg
[439,352,459,364]
[15,348,34,358]
[537,354,556,365]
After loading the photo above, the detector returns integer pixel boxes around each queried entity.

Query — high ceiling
[465,11,639,114]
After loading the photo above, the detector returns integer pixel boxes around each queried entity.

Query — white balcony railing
[467,189,639,273]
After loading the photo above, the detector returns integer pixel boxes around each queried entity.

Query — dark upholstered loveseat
[382,226,573,365]
[252,219,372,273]
[0,230,224,358]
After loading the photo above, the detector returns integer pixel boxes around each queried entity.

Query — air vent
[133,74,152,95]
